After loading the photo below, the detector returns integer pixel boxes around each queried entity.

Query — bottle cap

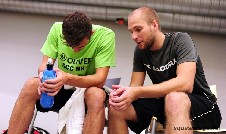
[47,58,53,65]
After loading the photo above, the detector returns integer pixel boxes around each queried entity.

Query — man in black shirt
[108,7,221,134]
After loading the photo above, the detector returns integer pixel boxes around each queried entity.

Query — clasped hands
[109,85,136,111]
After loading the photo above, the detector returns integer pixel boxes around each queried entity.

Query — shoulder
[176,32,193,44]
[51,22,63,29]
[165,32,190,37]
[165,32,193,44]
[174,32,191,40]
[92,24,115,36]
[54,22,63,25]
[48,22,63,37]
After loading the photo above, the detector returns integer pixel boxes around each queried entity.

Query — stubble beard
[146,39,154,50]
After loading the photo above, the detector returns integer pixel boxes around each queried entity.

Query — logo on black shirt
[144,58,177,72]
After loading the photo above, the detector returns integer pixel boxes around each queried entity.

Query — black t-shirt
[133,32,216,101]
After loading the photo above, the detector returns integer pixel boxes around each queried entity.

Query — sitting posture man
[108,7,221,134]
[7,11,115,134]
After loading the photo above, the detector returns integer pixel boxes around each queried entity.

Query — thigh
[188,93,222,129]
[36,87,74,112]
[127,98,164,134]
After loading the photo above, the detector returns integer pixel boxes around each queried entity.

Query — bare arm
[63,66,109,88]
[129,72,146,87]
[39,55,109,95]
[134,62,196,98]
[42,66,109,93]
[109,62,196,111]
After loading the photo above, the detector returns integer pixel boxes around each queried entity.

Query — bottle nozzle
[47,58,53,65]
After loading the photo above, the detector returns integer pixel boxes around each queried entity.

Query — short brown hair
[62,12,92,48]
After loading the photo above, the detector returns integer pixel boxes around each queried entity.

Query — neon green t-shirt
[41,22,115,76]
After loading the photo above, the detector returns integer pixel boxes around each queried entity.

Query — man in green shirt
[7,11,115,134]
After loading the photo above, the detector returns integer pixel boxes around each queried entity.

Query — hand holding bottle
[40,58,56,108]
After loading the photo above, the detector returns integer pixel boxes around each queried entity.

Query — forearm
[38,65,46,75]
[133,62,195,98]
[64,73,105,88]
[135,77,193,98]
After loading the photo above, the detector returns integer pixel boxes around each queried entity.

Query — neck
[149,31,165,51]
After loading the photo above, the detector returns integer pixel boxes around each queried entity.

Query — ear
[152,20,159,30]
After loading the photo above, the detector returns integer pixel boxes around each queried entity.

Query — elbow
[186,86,193,93]
[177,75,194,93]
[96,79,107,88]
[97,82,105,88]
[184,82,194,93]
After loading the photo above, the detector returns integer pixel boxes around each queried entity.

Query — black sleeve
[133,46,146,72]
[174,32,198,65]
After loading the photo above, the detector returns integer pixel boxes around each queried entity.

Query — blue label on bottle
[42,76,56,82]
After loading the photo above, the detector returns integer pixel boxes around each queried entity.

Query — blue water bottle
[40,58,56,108]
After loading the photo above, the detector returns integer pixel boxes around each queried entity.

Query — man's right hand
[109,85,137,111]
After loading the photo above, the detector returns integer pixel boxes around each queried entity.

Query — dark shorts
[36,87,75,112]
[36,87,108,112]
[127,93,222,134]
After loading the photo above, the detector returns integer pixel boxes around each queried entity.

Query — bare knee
[108,105,137,121]
[165,92,191,115]
[108,106,125,119]
[85,87,106,111]
[20,77,40,100]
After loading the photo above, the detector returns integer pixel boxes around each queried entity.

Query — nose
[131,32,138,41]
